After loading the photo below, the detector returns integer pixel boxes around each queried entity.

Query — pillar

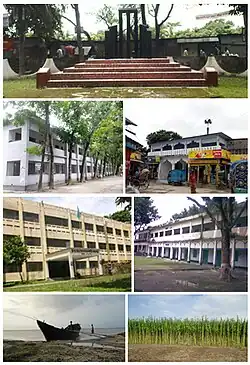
[178,246,181,261]
[68,252,75,279]
[40,201,49,279]
[156,246,159,257]
[187,244,191,263]
[147,245,150,256]
[199,244,202,265]
[86,258,90,275]
[213,241,217,267]
[18,198,28,281]
[68,209,74,248]
[98,255,103,275]
[81,214,87,248]
[170,246,173,259]
[231,239,235,269]
[171,162,175,171]
[161,246,165,258]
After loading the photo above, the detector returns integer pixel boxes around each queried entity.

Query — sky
[147,196,247,226]
[25,197,123,216]
[129,294,248,320]
[3,3,244,35]
[4,294,125,330]
[125,99,248,146]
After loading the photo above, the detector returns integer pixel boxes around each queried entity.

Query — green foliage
[134,198,160,233]
[26,145,43,156]
[116,197,132,211]
[106,210,131,223]
[3,236,30,281]
[94,5,118,29]
[171,204,203,221]
[129,317,248,348]
[146,130,182,146]
[5,4,65,39]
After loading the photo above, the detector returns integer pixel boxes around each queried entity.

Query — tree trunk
[68,144,73,184]
[19,270,24,283]
[38,144,46,191]
[93,154,99,178]
[219,229,233,281]
[18,6,25,76]
[141,4,147,25]
[73,4,84,62]
[46,103,54,190]
[80,141,90,182]
[102,158,106,177]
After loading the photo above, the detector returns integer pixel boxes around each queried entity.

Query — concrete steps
[41,58,212,88]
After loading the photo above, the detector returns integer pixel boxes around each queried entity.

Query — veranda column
[198,243,203,265]
[39,201,49,279]
[147,245,150,256]
[213,240,217,267]
[161,246,165,258]
[187,243,191,263]
[68,251,75,279]
[170,246,173,259]
[178,246,181,261]
[156,246,159,257]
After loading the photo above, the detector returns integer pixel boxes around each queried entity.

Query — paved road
[145,181,230,194]
[4,176,123,194]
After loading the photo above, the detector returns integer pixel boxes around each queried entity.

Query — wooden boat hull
[37,320,81,342]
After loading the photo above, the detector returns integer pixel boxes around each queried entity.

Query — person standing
[189,169,197,194]
[91,324,95,334]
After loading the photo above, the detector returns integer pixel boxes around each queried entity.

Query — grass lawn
[3,76,247,98]
[3,273,131,292]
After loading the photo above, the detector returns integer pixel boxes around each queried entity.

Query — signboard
[130,152,141,161]
[188,149,231,160]
[230,154,248,163]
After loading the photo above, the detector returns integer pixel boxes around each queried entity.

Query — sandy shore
[3,334,125,362]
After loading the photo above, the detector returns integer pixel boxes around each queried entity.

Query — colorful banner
[230,154,248,163]
[188,149,231,160]
[130,152,142,161]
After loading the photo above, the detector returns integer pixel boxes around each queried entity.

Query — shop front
[188,149,231,187]
[147,156,161,179]
[126,151,143,181]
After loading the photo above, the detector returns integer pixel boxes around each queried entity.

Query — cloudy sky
[129,294,248,320]
[4,294,125,330]
[24,196,123,216]
[145,196,247,226]
[3,3,244,34]
[125,99,248,146]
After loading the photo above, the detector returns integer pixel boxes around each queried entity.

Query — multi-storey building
[135,205,247,268]
[3,121,114,191]
[3,198,131,282]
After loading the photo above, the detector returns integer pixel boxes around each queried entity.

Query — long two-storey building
[3,198,131,282]
[135,205,247,268]
[4,121,114,191]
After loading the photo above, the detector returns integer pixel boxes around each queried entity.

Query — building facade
[3,198,131,282]
[134,207,247,268]
[125,118,143,178]
[4,121,114,191]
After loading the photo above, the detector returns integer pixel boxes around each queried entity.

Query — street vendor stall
[188,149,231,188]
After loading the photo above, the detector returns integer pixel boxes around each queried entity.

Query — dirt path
[129,344,247,362]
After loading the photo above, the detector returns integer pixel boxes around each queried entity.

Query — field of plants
[128,317,248,348]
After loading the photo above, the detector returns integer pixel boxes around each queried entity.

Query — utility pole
[204,119,212,135]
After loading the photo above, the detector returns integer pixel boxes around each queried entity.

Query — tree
[146,130,182,146]
[106,210,131,223]
[134,197,160,234]
[187,197,247,281]
[5,4,64,75]
[161,21,181,37]
[229,4,248,45]
[3,235,30,282]
[72,4,84,61]
[94,5,118,29]
[171,204,202,221]
[115,197,131,211]
[148,4,174,41]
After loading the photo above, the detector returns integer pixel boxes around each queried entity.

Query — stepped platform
[36,58,218,89]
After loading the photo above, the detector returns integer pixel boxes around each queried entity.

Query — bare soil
[129,344,247,362]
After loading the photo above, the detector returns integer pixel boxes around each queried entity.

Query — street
[144,180,230,194]
[4,176,123,194]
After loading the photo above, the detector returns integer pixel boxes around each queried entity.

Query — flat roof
[151,132,232,146]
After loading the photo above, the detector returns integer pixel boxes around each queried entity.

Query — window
[28,161,49,175]
[174,228,180,235]
[71,165,77,174]
[126,245,131,252]
[74,241,82,248]
[3,208,19,220]
[23,211,39,222]
[187,141,199,149]
[47,239,69,247]
[45,215,68,227]
[152,148,161,152]
[150,233,153,238]
[6,161,20,176]
[9,128,22,142]
[109,244,116,251]
[123,230,129,237]
[85,223,94,231]
[55,164,65,174]
[96,225,104,233]
[201,141,217,147]
[87,166,91,173]
[4,263,21,273]
[165,230,172,236]
[107,227,113,234]
[118,244,124,251]
[87,242,96,249]
[27,262,43,272]
[192,249,198,258]
[182,227,190,234]
[160,231,164,237]
[115,228,121,236]
[191,224,201,233]
[79,148,83,155]
[99,243,106,250]
[90,261,98,268]
[76,261,86,269]
[155,232,158,237]
[72,220,82,229]
[203,222,215,231]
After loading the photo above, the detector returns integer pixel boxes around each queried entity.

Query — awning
[46,248,100,261]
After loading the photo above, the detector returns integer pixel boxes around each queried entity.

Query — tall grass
[128,317,247,348]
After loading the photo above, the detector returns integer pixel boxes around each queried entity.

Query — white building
[4,121,114,191]
[135,206,248,268]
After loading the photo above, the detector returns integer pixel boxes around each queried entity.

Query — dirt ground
[134,258,247,292]
[128,344,247,362]
[3,337,125,362]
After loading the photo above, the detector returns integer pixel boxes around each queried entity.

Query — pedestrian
[189,169,197,194]
[224,47,230,56]
[183,48,189,56]
[200,49,206,57]
[91,324,95,334]
[56,47,64,58]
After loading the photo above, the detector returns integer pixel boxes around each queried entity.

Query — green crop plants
[128,317,247,348]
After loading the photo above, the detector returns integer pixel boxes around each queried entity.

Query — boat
[37,320,81,342]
